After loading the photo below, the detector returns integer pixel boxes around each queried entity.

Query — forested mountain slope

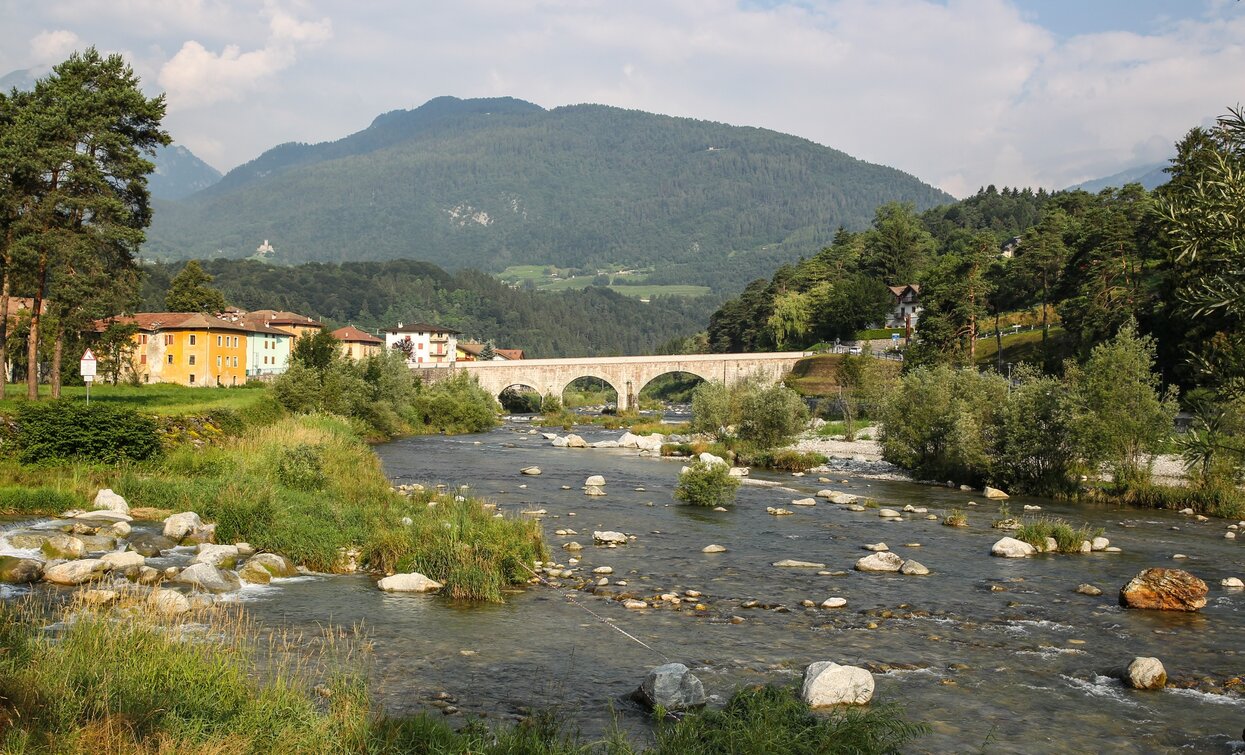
[145,96,952,291]
[138,259,713,358]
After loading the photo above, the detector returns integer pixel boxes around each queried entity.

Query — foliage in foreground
[1013,517,1103,554]
[12,402,160,464]
[0,596,927,754]
[673,460,740,507]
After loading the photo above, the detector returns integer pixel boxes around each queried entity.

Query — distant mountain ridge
[1068,160,1171,193]
[2,66,222,201]
[146,96,954,291]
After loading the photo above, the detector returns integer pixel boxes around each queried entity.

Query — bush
[14,401,160,464]
[499,387,542,413]
[275,445,327,492]
[410,373,498,434]
[740,449,827,472]
[674,460,740,507]
[1014,517,1102,553]
[691,377,809,449]
[991,368,1086,497]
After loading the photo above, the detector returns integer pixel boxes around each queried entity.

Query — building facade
[245,321,293,378]
[115,313,251,387]
[886,284,922,332]
[332,325,384,360]
[384,322,459,365]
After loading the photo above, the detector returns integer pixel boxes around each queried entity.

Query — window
[189,334,196,346]
[140,334,148,345]
[232,356,238,367]
[189,374,195,384]
[189,355,196,366]
[140,354,147,365]
[164,334,173,346]
[167,354,173,364]
[233,337,239,348]
[418,342,425,350]
[216,356,222,367]
[217,336,222,346]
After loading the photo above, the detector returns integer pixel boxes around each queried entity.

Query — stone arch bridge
[412,352,812,411]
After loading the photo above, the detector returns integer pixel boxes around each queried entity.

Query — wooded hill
[138,259,713,358]
[144,96,952,292]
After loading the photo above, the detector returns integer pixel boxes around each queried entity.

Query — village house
[384,322,459,365]
[244,320,293,378]
[455,341,525,361]
[332,325,384,360]
[238,310,324,341]
[886,284,922,332]
[109,313,251,387]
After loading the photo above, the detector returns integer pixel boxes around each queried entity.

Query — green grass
[1013,517,1103,553]
[854,328,906,341]
[608,284,711,298]
[0,383,274,417]
[1084,482,1245,519]
[974,326,1067,366]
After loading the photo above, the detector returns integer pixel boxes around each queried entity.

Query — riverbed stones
[377,572,443,593]
[247,553,298,578]
[702,544,727,553]
[863,542,889,552]
[878,508,901,519]
[100,550,145,571]
[594,531,628,545]
[818,490,859,504]
[563,541,583,551]
[41,534,86,559]
[584,486,606,497]
[791,497,817,507]
[801,662,874,706]
[163,511,204,543]
[984,486,1010,500]
[565,434,588,448]
[592,566,613,575]
[767,507,793,516]
[900,559,930,576]
[1125,657,1167,690]
[991,537,1037,558]
[1119,568,1207,611]
[623,599,648,609]
[698,452,728,468]
[43,559,107,585]
[150,588,191,616]
[520,466,542,476]
[728,467,749,477]
[0,556,43,583]
[855,552,904,573]
[128,533,176,557]
[585,475,606,486]
[190,543,239,569]
[821,597,848,608]
[633,662,706,711]
[773,559,826,568]
[79,588,119,607]
[1076,584,1104,596]
[1222,577,1245,589]
[6,531,51,550]
[1091,537,1110,551]
[175,563,242,593]
[239,560,272,584]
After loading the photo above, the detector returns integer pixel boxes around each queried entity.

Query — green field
[497,265,710,298]
[974,326,1066,366]
[0,383,272,416]
[610,284,711,298]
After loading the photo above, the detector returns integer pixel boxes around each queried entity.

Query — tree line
[0,49,167,399]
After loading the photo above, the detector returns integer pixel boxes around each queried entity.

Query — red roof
[887,284,920,297]
[495,348,524,360]
[332,325,383,344]
[385,321,460,335]
[101,312,251,333]
[242,310,323,328]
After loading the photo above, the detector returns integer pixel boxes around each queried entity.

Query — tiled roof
[332,325,383,344]
[242,309,323,328]
[103,312,252,333]
[495,348,524,360]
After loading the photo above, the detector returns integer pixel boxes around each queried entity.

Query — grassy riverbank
[0,593,927,754]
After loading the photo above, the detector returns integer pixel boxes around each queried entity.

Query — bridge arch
[636,369,710,406]
[558,373,626,411]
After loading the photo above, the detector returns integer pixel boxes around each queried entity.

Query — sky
[2,0,1242,197]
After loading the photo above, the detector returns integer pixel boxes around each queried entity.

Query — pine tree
[165,260,227,313]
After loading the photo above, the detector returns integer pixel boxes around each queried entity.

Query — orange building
[332,325,384,360]
[110,313,251,387]
[242,310,323,341]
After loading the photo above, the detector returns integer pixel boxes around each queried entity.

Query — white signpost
[80,348,97,404]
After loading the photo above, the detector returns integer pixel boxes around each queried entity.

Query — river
[6,419,1245,752]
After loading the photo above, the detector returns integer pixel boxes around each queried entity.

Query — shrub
[737,383,809,448]
[0,486,80,514]
[410,373,498,434]
[674,460,740,507]
[942,509,968,527]
[275,445,327,492]
[15,401,160,464]
[741,449,827,472]
[499,387,542,413]
[991,368,1086,497]
[1014,517,1102,553]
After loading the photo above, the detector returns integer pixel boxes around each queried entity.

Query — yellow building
[112,313,251,387]
[242,310,324,341]
[332,325,384,360]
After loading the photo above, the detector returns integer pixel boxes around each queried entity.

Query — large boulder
[41,534,86,559]
[77,534,118,552]
[149,588,192,616]
[72,510,131,523]
[100,550,145,571]
[163,511,204,542]
[593,531,628,545]
[238,560,272,584]
[128,532,177,558]
[991,537,1037,558]
[632,662,706,711]
[190,543,240,569]
[818,490,859,504]
[855,552,904,573]
[377,572,443,593]
[585,475,606,487]
[245,553,298,578]
[698,452,728,468]
[802,662,875,706]
[565,434,588,448]
[900,559,930,576]
[5,532,51,550]
[983,486,1010,499]
[1125,657,1167,690]
[43,559,107,585]
[1119,568,1208,611]
[635,434,664,453]
[520,466,542,476]
[618,432,643,448]
[174,563,242,593]
[92,489,129,515]
[0,556,43,584]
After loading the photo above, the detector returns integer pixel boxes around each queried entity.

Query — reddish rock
[1119,568,1208,611]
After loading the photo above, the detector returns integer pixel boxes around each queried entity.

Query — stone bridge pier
[412,352,812,411]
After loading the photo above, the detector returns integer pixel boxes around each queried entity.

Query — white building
[384,322,460,365]
[886,284,922,332]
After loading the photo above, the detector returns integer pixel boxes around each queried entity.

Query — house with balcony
[384,322,459,364]
[886,284,922,332]
[332,325,384,361]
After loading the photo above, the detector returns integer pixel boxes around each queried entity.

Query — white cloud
[30,29,82,62]
[157,4,331,110]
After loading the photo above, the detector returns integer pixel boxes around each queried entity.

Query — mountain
[148,145,222,200]
[1068,160,1170,193]
[2,67,222,201]
[145,96,954,291]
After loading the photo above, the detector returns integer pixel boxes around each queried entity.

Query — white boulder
[594,531,628,545]
[698,452,728,468]
[163,511,204,542]
[100,550,145,571]
[190,543,240,569]
[992,537,1036,558]
[772,559,826,568]
[585,475,606,486]
[855,552,904,572]
[802,662,874,706]
[92,489,129,515]
[377,572,443,593]
[1125,657,1167,690]
[43,559,107,585]
[174,563,242,593]
[984,486,1010,499]
[149,588,192,616]
[791,497,817,507]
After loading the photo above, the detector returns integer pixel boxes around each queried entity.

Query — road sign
[80,348,97,380]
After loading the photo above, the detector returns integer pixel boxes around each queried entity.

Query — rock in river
[43,559,107,585]
[791,497,817,507]
[1119,568,1207,611]
[802,662,874,706]
[163,511,204,543]
[900,559,930,576]
[991,537,1036,558]
[520,466,542,476]
[246,553,298,578]
[0,556,43,584]
[41,534,86,559]
[702,544,727,553]
[1125,657,1167,690]
[190,543,239,569]
[594,531,628,545]
[773,559,826,568]
[585,475,606,486]
[174,563,242,594]
[93,488,129,515]
[633,662,706,711]
[150,588,192,616]
[378,572,443,593]
[855,552,904,572]
[984,486,1010,499]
